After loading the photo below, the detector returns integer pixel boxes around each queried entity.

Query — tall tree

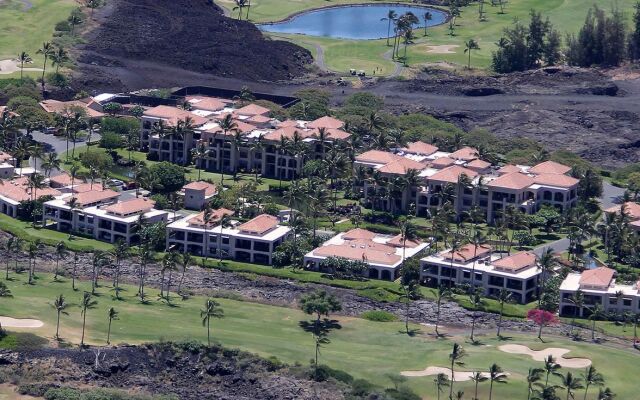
[36,42,54,94]
[107,307,119,345]
[200,298,224,346]
[52,294,68,340]
[381,10,398,46]
[448,343,467,400]
[464,39,481,68]
[17,51,32,80]
[488,363,508,400]
[561,372,584,400]
[79,291,97,347]
[581,365,604,400]
[433,373,450,400]
[53,241,68,281]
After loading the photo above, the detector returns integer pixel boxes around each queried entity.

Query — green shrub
[150,193,169,210]
[55,20,71,32]
[99,132,123,150]
[6,95,38,110]
[147,162,186,193]
[361,310,397,322]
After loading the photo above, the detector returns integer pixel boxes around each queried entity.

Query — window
[624,298,632,307]
[475,273,482,281]
[609,297,618,305]
[254,242,270,252]
[222,237,230,245]
[463,271,471,279]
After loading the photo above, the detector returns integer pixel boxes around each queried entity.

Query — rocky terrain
[73,0,312,91]
[0,342,344,399]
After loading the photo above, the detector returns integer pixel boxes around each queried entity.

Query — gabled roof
[104,198,155,216]
[235,103,270,117]
[0,152,14,164]
[387,234,421,248]
[377,158,426,175]
[39,99,104,118]
[313,243,401,266]
[529,160,572,175]
[533,173,579,188]
[442,244,492,263]
[262,126,313,141]
[238,214,279,235]
[579,267,615,288]
[487,172,535,190]
[143,105,208,127]
[343,228,376,241]
[307,116,344,130]
[188,208,234,227]
[449,146,479,161]
[355,150,402,165]
[466,159,491,171]
[430,157,456,169]
[68,189,119,207]
[492,251,537,273]
[498,165,523,175]
[186,96,226,112]
[183,181,217,196]
[429,165,478,184]
[49,173,72,187]
[401,141,438,156]
[310,128,350,141]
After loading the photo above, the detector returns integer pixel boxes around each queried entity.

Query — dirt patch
[0,59,41,75]
[401,366,499,381]
[0,317,44,329]
[425,45,460,54]
[498,344,591,368]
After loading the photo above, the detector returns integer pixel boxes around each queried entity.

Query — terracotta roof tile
[314,242,401,266]
[262,126,313,141]
[343,228,376,240]
[183,181,217,196]
[186,96,226,111]
[307,116,344,130]
[235,104,270,116]
[40,100,104,118]
[442,244,492,262]
[449,146,479,161]
[529,160,572,175]
[466,159,491,171]
[498,165,523,175]
[429,165,478,184]
[492,251,537,273]
[49,173,72,187]
[68,189,119,207]
[605,202,640,220]
[0,152,14,164]
[238,214,279,235]
[580,267,615,288]
[430,157,456,169]
[104,198,155,216]
[487,173,535,190]
[401,141,438,155]
[355,150,402,165]
[533,173,579,188]
[387,234,421,248]
[188,208,234,228]
[143,105,208,127]
[377,158,426,175]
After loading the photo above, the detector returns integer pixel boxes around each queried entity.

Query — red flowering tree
[527,309,559,341]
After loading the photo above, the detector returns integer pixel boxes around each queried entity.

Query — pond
[258,4,448,40]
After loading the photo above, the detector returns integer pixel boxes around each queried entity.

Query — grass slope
[0,0,76,78]
[1,272,639,399]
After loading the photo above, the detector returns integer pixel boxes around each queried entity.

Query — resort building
[138,97,350,180]
[43,195,168,245]
[604,202,640,233]
[559,266,640,317]
[39,98,105,119]
[355,144,579,222]
[166,211,291,265]
[303,228,429,281]
[419,244,542,303]
[180,181,218,210]
[0,177,61,218]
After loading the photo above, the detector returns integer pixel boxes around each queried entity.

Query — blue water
[258,4,447,40]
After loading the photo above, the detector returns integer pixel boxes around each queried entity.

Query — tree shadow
[398,328,422,337]
[497,335,513,341]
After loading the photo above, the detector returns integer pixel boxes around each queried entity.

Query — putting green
[1,272,638,399]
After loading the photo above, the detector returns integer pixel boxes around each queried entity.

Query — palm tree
[469,289,483,343]
[544,355,563,388]
[4,237,14,280]
[71,253,79,291]
[17,51,32,80]
[111,240,128,299]
[423,11,433,36]
[433,373,450,400]
[568,290,584,337]
[177,252,192,296]
[160,251,179,301]
[90,251,109,295]
[36,42,54,93]
[53,241,68,281]
[470,371,488,400]
[27,241,39,284]
[11,237,22,276]
[191,141,210,181]
[79,291,97,347]
[381,10,398,46]
[41,152,61,178]
[496,288,512,338]
[488,363,508,400]
[435,285,451,337]
[581,365,604,400]
[284,180,305,267]
[449,343,466,400]
[469,231,486,291]
[527,367,545,400]
[201,298,224,346]
[589,303,604,341]
[107,307,119,345]
[68,13,82,35]
[464,39,481,68]
[50,46,68,74]
[562,372,584,400]
[217,213,232,263]
[537,248,557,307]
[248,136,264,182]
[596,387,615,400]
[230,130,245,180]
[52,294,68,340]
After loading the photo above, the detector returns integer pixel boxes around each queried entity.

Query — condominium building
[303,228,429,281]
[604,202,640,233]
[139,97,350,180]
[355,143,579,222]
[559,266,640,317]
[180,181,218,210]
[43,193,168,244]
[166,211,291,265]
[419,244,542,303]
[0,177,61,218]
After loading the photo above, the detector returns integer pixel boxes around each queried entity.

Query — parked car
[106,179,125,188]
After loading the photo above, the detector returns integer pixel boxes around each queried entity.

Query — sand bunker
[401,366,495,381]
[425,45,459,54]
[0,316,44,328]
[499,344,591,368]
[0,59,42,75]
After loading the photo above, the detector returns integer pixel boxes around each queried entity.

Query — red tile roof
[466,159,491,171]
[343,228,376,240]
[355,150,402,165]
[401,141,438,155]
[0,152,14,164]
[442,244,492,262]
[183,181,217,196]
[429,165,478,184]
[498,165,522,175]
[449,147,479,161]
[492,251,537,273]
[262,126,313,141]
[143,105,208,127]
[40,100,104,118]
[188,208,234,227]
[529,160,572,175]
[238,214,279,235]
[49,173,72,187]
[235,104,270,117]
[377,158,426,175]
[314,242,401,266]
[533,173,579,188]
[307,116,344,130]
[387,234,421,248]
[487,173,535,190]
[186,96,226,111]
[430,157,456,169]
[604,202,640,220]
[580,267,615,288]
[104,197,155,216]
[68,189,119,207]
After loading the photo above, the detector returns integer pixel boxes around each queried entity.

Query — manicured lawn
[231,0,638,72]
[0,0,76,79]
[0,213,112,252]
[1,272,638,399]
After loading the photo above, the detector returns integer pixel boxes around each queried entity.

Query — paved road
[600,181,626,209]
[533,237,570,257]
[27,130,102,176]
